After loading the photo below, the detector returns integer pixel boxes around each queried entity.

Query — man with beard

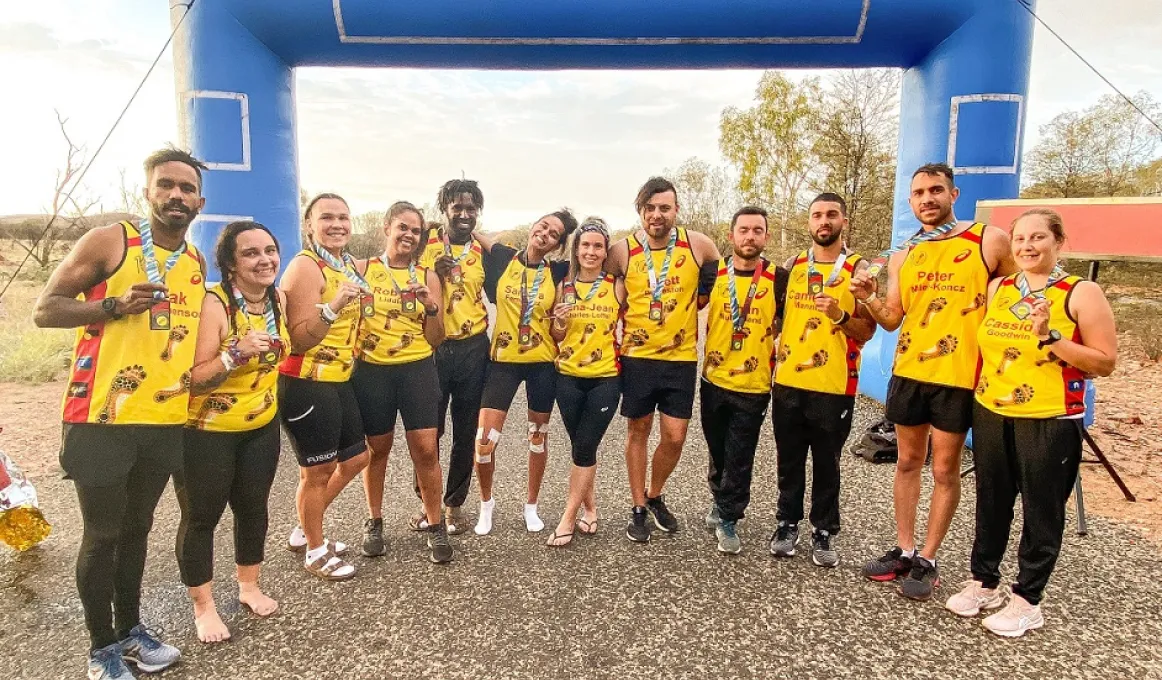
[699,206,787,555]
[768,193,876,567]
[35,147,208,679]
[606,177,720,543]
[850,164,1015,601]
[400,179,489,537]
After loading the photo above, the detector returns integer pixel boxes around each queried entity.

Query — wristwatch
[101,297,123,320]
[424,304,439,317]
[1037,329,1062,350]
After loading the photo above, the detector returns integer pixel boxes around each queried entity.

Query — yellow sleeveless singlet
[278,250,360,382]
[418,228,488,340]
[703,259,779,394]
[62,221,206,425]
[894,223,990,390]
[188,285,291,432]
[976,275,1086,419]
[356,257,434,365]
[775,250,864,396]
[556,273,620,378]
[492,253,558,364]
[622,228,700,362]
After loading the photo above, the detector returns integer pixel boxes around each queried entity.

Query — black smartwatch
[424,304,439,317]
[101,297,123,320]
[1037,329,1062,350]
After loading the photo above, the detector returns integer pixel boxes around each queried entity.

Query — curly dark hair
[436,179,484,214]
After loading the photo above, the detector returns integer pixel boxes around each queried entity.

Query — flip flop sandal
[576,517,599,536]
[304,550,356,582]
[545,530,574,548]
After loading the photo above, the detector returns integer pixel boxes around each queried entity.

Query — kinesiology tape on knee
[527,422,550,455]
[475,427,500,464]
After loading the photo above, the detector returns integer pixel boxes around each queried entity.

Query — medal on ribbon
[519,253,546,347]
[137,220,187,331]
[726,257,765,353]
[232,286,282,365]
[865,220,959,278]
[312,242,372,317]
[564,272,605,307]
[642,229,676,324]
[442,230,473,285]
[1009,264,1066,320]
[388,259,421,315]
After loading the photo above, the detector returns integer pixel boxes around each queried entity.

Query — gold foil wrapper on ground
[0,505,52,552]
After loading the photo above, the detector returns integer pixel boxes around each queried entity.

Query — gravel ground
[3,390,1161,679]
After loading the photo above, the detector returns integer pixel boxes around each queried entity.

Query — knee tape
[475,427,500,464]
[528,422,550,455]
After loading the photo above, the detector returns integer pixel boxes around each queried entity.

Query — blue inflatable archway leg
[857,0,1035,404]
[173,1,301,277]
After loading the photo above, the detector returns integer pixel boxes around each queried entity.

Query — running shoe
[899,556,940,601]
[861,546,914,582]
[811,529,839,568]
[946,581,1005,617]
[361,517,386,557]
[704,504,722,531]
[625,506,652,543]
[120,624,181,673]
[427,522,454,564]
[716,520,742,555]
[88,643,133,680]
[768,521,799,558]
[982,593,1044,638]
[645,494,679,533]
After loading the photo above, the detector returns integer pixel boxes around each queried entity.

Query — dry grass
[0,282,72,383]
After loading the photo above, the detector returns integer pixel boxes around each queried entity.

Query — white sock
[288,526,306,548]
[305,544,328,564]
[524,503,544,533]
[901,547,916,558]
[474,498,496,536]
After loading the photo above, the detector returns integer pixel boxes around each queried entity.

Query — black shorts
[885,375,974,434]
[351,358,441,435]
[480,361,557,414]
[59,423,183,487]
[278,375,365,467]
[620,357,697,420]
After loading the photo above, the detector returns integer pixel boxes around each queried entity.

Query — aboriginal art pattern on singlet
[356,258,434,365]
[703,259,779,394]
[278,250,360,382]
[556,273,620,378]
[622,227,700,361]
[419,228,488,340]
[491,250,560,364]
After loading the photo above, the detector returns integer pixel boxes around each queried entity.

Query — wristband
[859,290,878,306]
[220,350,238,372]
[319,304,339,324]
[832,310,851,326]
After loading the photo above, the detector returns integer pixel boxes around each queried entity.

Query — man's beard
[151,201,197,229]
[811,228,842,247]
[919,206,954,227]
[733,245,761,260]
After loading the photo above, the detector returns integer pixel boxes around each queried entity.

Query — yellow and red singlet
[775,250,864,396]
[555,273,620,378]
[418,228,488,340]
[188,285,291,432]
[356,258,434,365]
[976,274,1086,419]
[63,221,206,425]
[703,259,780,394]
[279,249,361,382]
[622,227,701,362]
[894,222,990,390]
[491,250,561,364]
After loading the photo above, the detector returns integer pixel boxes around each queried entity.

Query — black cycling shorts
[480,361,557,414]
[350,357,441,435]
[278,375,365,467]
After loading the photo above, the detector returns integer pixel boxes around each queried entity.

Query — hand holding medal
[1029,298,1051,338]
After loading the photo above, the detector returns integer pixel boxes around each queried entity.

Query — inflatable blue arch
[173,0,1036,401]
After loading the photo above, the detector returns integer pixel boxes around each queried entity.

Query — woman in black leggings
[546,218,626,547]
[175,221,290,642]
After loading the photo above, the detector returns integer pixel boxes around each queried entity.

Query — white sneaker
[474,498,496,536]
[524,503,544,533]
[982,593,1044,638]
[945,580,1006,617]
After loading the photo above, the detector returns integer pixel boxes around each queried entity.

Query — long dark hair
[215,221,283,336]
[384,201,427,264]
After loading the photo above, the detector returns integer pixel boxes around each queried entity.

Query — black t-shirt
[483,243,570,304]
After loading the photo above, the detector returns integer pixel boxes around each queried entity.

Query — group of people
[33,148,1117,679]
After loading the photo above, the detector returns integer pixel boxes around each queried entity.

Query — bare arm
[549,281,569,343]
[189,294,231,394]
[850,249,906,332]
[1050,281,1117,377]
[33,223,162,328]
[421,269,446,348]
[605,239,629,278]
[983,225,1018,279]
[281,256,361,353]
[472,230,497,253]
[689,229,721,268]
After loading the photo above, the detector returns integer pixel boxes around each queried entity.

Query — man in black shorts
[606,177,720,542]
[35,148,207,679]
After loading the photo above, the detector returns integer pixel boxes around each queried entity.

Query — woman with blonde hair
[946,208,1117,637]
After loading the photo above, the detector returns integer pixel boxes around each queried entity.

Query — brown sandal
[288,538,348,556]
[577,517,599,536]
[546,530,574,548]
[304,550,356,581]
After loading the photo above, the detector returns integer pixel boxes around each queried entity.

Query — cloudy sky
[1,0,1160,231]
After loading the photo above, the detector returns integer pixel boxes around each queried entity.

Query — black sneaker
[362,517,386,557]
[810,529,839,568]
[645,494,679,533]
[768,521,799,557]
[862,547,914,582]
[625,506,652,543]
[900,557,940,601]
[427,522,454,564]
